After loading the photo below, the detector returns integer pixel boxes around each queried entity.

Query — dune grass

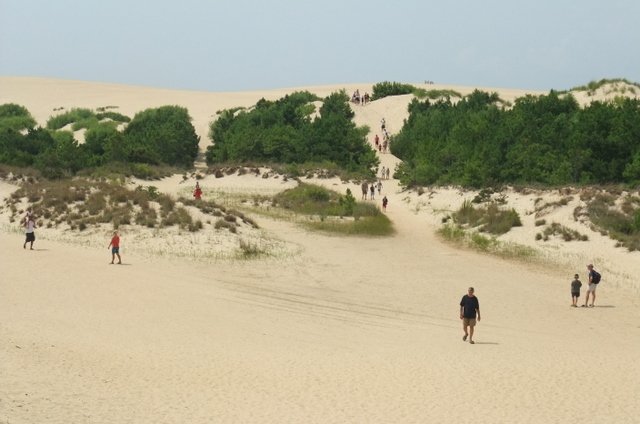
[438,223,539,262]
[273,183,393,236]
[452,200,521,235]
[1,178,250,234]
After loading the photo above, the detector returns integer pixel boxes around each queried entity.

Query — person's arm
[476,299,481,321]
[460,300,464,319]
[108,238,112,249]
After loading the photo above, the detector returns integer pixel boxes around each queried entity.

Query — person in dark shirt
[571,274,582,307]
[459,287,481,344]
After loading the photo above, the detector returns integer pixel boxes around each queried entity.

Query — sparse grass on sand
[438,223,539,262]
[272,183,394,236]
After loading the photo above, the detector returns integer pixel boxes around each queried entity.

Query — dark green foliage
[205,91,377,175]
[124,106,199,167]
[46,108,95,130]
[392,90,640,187]
[339,188,356,216]
[0,103,195,177]
[371,81,416,101]
[0,103,37,131]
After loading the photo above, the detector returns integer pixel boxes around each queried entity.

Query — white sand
[1,77,639,424]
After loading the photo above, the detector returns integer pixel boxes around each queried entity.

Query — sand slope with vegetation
[1,77,640,424]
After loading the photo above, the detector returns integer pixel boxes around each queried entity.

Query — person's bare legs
[462,322,468,341]
[116,252,121,264]
[590,291,596,307]
[469,325,475,343]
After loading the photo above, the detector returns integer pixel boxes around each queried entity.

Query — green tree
[124,106,199,167]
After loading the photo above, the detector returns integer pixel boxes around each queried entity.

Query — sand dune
[1,77,639,424]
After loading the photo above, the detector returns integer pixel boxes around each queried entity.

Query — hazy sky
[1,0,639,92]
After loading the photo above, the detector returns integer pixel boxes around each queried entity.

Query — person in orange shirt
[108,231,121,264]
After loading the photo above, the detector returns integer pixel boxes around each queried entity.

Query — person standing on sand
[382,195,388,211]
[460,287,480,344]
[571,273,582,307]
[108,231,122,264]
[193,182,202,200]
[370,184,375,200]
[23,215,36,250]
[386,167,390,180]
[583,264,600,307]
[361,182,368,200]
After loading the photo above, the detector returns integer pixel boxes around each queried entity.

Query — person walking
[382,195,388,211]
[23,215,36,250]
[460,287,481,344]
[108,231,122,264]
[571,273,582,307]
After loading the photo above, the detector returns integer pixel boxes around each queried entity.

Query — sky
[1,0,639,92]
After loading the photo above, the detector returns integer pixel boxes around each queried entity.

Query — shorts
[112,247,120,254]
[588,283,597,292]
[571,292,580,298]
[462,318,476,327]
[25,232,35,242]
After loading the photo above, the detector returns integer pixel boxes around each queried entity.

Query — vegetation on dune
[562,78,640,96]
[0,103,37,132]
[370,81,463,102]
[272,183,393,236]
[577,191,640,251]
[1,178,255,234]
[0,104,199,178]
[392,89,640,188]
[205,91,378,176]
[447,199,522,236]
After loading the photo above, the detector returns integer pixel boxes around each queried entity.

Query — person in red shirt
[193,182,203,200]
[108,231,121,264]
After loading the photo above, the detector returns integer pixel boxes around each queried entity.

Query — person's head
[468,287,475,296]
[574,274,579,279]
[587,264,593,270]
[113,231,118,236]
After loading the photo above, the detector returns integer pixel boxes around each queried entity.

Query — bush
[371,82,416,101]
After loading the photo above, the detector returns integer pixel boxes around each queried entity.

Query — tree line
[205,90,378,174]
[0,104,199,178]
[391,90,640,187]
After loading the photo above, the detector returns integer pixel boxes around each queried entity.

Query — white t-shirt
[26,220,35,233]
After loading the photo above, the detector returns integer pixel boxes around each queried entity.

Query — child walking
[108,231,122,264]
[571,273,582,307]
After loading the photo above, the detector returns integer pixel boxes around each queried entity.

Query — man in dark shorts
[460,287,481,344]
[23,215,36,250]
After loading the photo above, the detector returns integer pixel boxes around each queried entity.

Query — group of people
[373,134,389,153]
[379,166,391,180]
[570,264,601,307]
[359,181,388,211]
[460,263,604,345]
[21,208,123,265]
[351,90,370,105]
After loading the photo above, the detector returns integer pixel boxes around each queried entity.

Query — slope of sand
[1,78,640,424]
